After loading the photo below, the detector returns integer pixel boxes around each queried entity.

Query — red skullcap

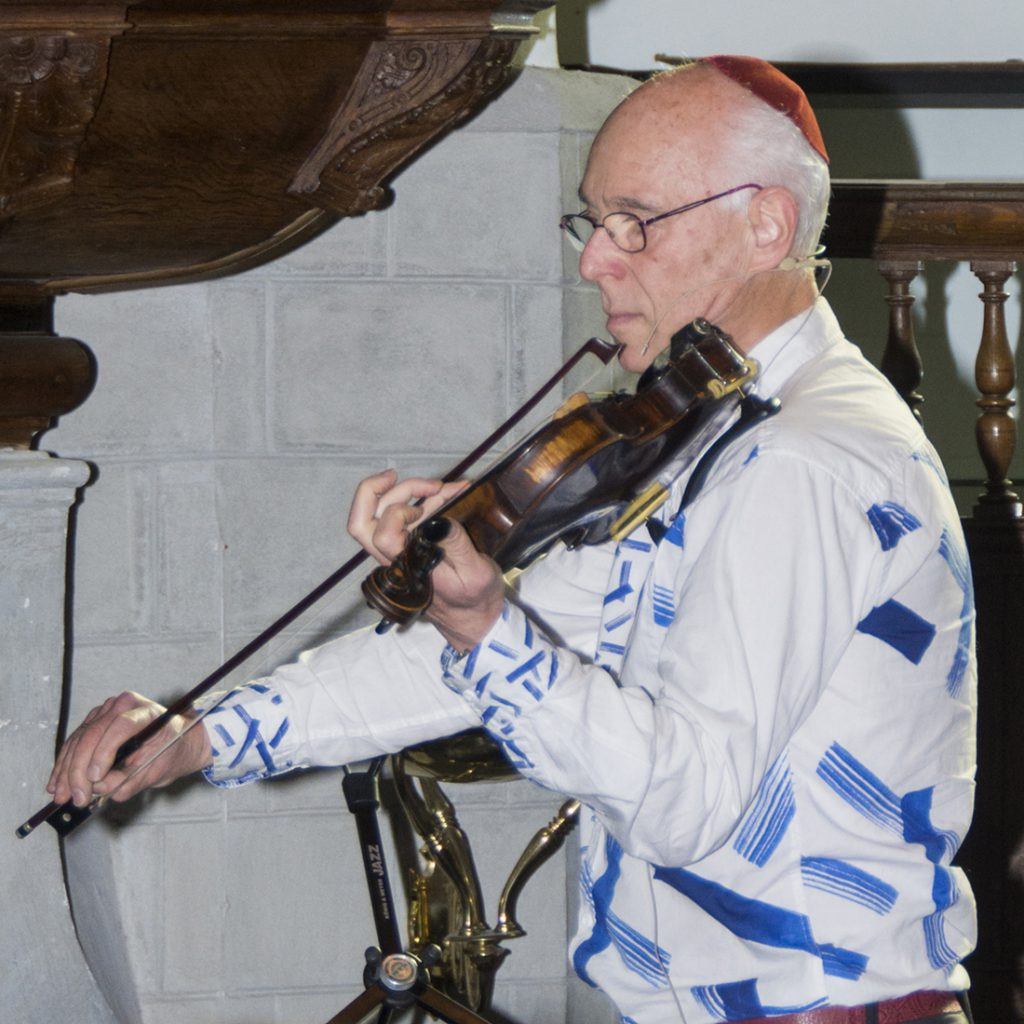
[701,55,829,164]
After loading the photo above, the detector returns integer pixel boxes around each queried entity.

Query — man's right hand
[47,691,212,808]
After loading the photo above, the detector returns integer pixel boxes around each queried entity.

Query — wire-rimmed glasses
[559,183,763,253]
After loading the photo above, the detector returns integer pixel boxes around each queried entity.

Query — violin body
[364,318,757,623]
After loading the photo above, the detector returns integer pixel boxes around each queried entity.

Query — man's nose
[578,227,626,283]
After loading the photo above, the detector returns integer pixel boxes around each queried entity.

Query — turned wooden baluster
[878,260,925,420]
[971,260,1022,518]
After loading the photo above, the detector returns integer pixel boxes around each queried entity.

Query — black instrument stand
[323,759,495,1024]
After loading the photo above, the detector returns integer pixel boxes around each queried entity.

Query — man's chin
[616,344,659,375]
[607,320,651,368]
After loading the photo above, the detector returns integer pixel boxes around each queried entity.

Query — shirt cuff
[194,681,303,788]
[440,601,562,770]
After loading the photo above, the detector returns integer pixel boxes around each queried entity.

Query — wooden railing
[826,181,1024,521]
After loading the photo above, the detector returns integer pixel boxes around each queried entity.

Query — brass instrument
[393,749,580,1010]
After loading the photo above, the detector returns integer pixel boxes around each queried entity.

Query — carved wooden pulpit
[0,0,548,447]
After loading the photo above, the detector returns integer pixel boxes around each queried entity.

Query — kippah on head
[700,55,829,164]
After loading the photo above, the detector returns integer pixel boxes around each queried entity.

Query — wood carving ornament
[290,36,517,215]
[0,34,111,220]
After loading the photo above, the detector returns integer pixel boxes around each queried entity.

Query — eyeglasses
[559,183,763,254]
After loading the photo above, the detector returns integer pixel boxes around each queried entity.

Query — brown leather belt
[737,990,964,1024]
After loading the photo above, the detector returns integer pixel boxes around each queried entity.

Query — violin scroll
[362,517,451,627]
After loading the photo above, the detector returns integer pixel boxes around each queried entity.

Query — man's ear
[746,186,799,270]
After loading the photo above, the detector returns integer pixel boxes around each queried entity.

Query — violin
[363,317,757,626]
[18,318,758,838]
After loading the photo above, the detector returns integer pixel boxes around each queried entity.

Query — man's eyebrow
[576,190,661,215]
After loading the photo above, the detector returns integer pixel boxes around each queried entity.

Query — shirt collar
[745,297,844,398]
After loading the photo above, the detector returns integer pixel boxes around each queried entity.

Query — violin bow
[17,336,621,840]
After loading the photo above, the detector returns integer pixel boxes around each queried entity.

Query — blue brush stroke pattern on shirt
[924,864,960,968]
[733,753,795,867]
[213,723,235,748]
[604,560,635,606]
[575,834,671,989]
[652,865,867,980]
[856,599,936,664]
[866,502,922,551]
[912,449,950,488]
[938,528,974,698]
[652,583,676,627]
[816,742,903,834]
[227,705,278,774]
[800,856,898,915]
[620,537,653,552]
[663,513,686,548]
[692,978,826,1022]
[901,786,960,864]
[817,745,963,968]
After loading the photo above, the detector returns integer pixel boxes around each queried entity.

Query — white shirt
[199,300,976,1024]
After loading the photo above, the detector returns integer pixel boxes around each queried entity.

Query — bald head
[596,63,751,184]
[594,59,830,259]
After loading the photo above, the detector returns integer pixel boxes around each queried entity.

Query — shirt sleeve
[197,525,616,788]
[198,617,480,787]
[442,450,884,866]
[507,532,615,651]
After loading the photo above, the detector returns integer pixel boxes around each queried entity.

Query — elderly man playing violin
[48,58,976,1024]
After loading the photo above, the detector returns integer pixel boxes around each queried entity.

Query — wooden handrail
[777,61,1024,98]
[826,181,1024,261]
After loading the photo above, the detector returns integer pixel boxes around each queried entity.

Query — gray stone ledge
[0,451,90,495]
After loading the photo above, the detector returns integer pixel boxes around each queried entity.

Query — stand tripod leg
[417,984,501,1024]
[323,984,387,1024]
[342,760,403,955]
[328,761,500,1024]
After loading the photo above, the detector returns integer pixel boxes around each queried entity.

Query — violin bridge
[707,357,759,399]
[610,481,670,541]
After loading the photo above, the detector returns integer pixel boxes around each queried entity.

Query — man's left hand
[347,469,505,651]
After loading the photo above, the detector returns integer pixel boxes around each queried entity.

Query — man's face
[576,84,749,373]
